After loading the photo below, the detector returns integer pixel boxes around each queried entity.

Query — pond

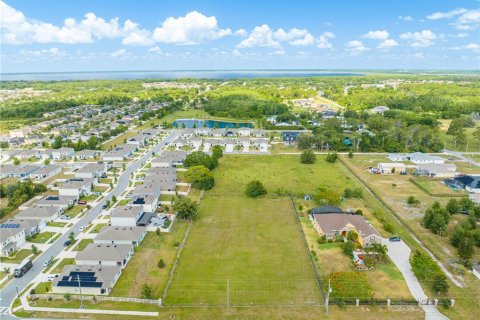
[172,118,254,129]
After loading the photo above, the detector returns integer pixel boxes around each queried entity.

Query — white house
[0,226,26,257]
[102,144,137,161]
[58,178,94,197]
[75,163,107,181]
[110,205,144,227]
[377,163,407,175]
[130,194,159,213]
[52,265,122,295]
[94,226,147,246]
[16,206,63,222]
[51,147,75,160]
[29,164,62,181]
[76,243,134,268]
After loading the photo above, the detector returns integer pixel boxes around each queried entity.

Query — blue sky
[1,0,479,72]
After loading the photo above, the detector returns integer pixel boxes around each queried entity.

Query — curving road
[0,130,178,318]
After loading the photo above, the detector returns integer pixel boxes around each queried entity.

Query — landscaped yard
[89,223,108,233]
[111,222,189,299]
[72,239,94,251]
[47,221,67,228]
[0,249,38,263]
[28,232,57,244]
[51,258,75,274]
[64,206,84,218]
[101,130,138,150]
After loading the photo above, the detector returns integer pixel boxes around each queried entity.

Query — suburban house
[75,243,134,268]
[94,226,147,246]
[75,149,101,160]
[0,164,40,180]
[451,175,480,193]
[238,128,252,136]
[369,106,390,114]
[376,163,407,175]
[102,144,137,161]
[250,138,269,152]
[2,218,45,237]
[59,178,94,197]
[16,206,63,222]
[110,205,144,227]
[309,206,343,215]
[126,134,146,147]
[151,151,187,168]
[310,213,382,247]
[29,164,62,181]
[24,195,77,211]
[130,194,159,213]
[143,176,176,193]
[52,265,122,295]
[0,225,26,257]
[388,152,445,164]
[51,147,75,160]
[210,129,226,137]
[74,163,107,181]
[282,131,302,146]
[187,137,203,149]
[195,128,211,136]
[413,163,457,178]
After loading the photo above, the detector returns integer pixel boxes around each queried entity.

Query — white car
[47,274,59,282]
[79,226,87,232]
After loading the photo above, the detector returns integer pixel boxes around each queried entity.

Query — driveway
[386,240,449,320]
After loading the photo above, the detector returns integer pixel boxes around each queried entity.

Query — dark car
[389,236,401,242]
[102,204,107,209]
[63,240,71,247]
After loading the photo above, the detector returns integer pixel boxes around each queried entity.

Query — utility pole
[77,275,83,309]
[325,278,332,315]
[15,286,20,299]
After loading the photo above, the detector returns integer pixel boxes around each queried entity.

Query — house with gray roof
[76,243,134,268]
[51,147,75,160]
[110,205,144,227]
[151,151,187,168]
[102,144,137,161]
[75,149,101,160]
[2,218,45,237]
[94,226,147,246]
[52,265,122,295]
[75,163,107,181]
[16,206,63,222]
[29,164,61,181]
[59,178,94,197]
[0,164,40,180]
[25,195,77,210]
[0,226,25,257]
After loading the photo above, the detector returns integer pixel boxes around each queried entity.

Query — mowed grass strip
[165,196,321,306]
[110,221,189,299]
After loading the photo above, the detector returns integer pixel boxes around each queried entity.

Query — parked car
[389,236,401,242]
[47,274,59,282]
[63,240,71,247]
[102,204,107,210]
[43,256,54,267]
[60,215,71,220]
[78,200,87,205]
[79,225,87,232]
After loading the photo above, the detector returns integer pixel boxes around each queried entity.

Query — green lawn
[64,206,84,218]
[89,223,108,233]
[101,131,138,150]
[28,232,57,244]
[34,282,52,294]
[51,258,75,274]
[111,223,189,299]
[0,249,34,263]
[72,239,94,251]
[47,221,67,228]
[165,196,322,306]
[117,199,130,206]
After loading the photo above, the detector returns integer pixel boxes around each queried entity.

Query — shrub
[158,258,166,269]
[141,283,153,299]
[407,196,420,206]
[300,150,316,164]
[245,180,267,198]
[343,188,363,199]
[326,152,338,163]
[341,241,354,257]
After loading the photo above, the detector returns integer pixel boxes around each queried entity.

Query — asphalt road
[0,130,178,317]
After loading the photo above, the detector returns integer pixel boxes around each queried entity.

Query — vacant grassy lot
[51,258,75,274]
[165,196,322,306]
[111,222,189,299]
[72,239,94,251]
[101,130,138,150]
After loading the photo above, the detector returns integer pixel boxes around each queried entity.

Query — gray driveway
[386,240,449,320]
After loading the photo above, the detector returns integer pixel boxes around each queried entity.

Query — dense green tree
[300,150,316,164]
[174,197,199,220]
[212,145,223,160]
[185,165,215,190]
[184,151,217,170]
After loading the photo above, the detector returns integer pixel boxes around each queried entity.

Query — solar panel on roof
[46,196,59,200]
[0,224,21,229]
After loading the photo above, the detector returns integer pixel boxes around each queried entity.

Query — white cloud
[235,29,248,37]
[450,43,480,52]
[426,8,468,20]
[273,28,315,46]
[317,32,335,49]
[413,52,425,59]
[345,40,369,55]
[400,30,437,47]
[148,46,162,53]
[362,30,389,40]
[237,25,281,48]
[426,8,480,30]
[452,9,480,30]
[19,47,67,59]
[152,11,231,45]
[110,48,130,60]
[0,1,152,45]
[398,16,414,22]
[378,39,399,49]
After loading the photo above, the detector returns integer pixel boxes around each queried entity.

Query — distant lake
[0,70,363,81]
[172,119,254,129]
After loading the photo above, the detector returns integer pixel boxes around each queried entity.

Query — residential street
[0,130,178,318]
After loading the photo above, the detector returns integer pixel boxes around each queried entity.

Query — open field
[101,130,138,150]
[111,222,189,299]
[165,196,322,306]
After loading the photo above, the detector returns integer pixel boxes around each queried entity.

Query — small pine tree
[158,258,166,269]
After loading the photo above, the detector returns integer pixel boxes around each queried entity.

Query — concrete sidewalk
[23,305,159,317]
[386,240,449,320]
